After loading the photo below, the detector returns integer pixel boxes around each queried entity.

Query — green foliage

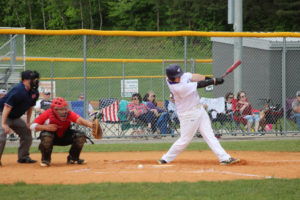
[0,0,299,31]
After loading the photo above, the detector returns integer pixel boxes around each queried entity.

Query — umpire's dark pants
[0,114,33,161]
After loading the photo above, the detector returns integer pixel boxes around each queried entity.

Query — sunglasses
[228,96,234,99]
[45,93,51,95]
[132,98,138,100]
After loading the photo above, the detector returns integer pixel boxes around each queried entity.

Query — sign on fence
[39,81,56,98]
[121,79,138,97]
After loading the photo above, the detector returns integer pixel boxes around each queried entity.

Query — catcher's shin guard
[68,131,86,163]
[39,132,54,163]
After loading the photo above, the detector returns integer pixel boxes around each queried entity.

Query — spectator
[167,93,179,124]
[0,89,7,99]
[0,70,40,166]
[78,93,95,115]
[35,89,52,115]
[127,93,157,133]
[218,92,235,131]
[292,91,300,131]
[143,91,164,117]
[236,91,260,133]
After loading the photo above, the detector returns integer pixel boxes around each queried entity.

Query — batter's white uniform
[161,73,231,163]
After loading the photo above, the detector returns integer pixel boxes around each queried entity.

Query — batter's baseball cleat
[67,156,87,165]
[40,161,50,167]
[220,157,240,165]
[17,157,37,164]
[157,159,167,164]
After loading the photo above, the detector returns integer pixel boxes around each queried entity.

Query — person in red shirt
[30,97,93,167]
[235,91,260,133]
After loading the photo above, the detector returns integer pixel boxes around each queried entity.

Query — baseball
[137,164,143,169]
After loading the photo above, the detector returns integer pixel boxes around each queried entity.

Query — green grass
[3,139,300,154]
[0,179,299,200]
[23,36,214,101]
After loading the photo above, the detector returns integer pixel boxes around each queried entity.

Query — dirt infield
[1,151,300,184]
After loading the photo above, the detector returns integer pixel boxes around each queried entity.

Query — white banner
[39,81,56,98]
[121,79,138,97]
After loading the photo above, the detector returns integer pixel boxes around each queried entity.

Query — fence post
[191,58,195,73]
[162,60,165,101]
[108,79,111,98]
[122,62,125,99]
[282,37,287,135]
[50,62,54,99]
[83,35,88,119]
[184,36,187,72]
[8,34,16,89]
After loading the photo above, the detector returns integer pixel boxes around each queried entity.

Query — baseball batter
[158,64,240,165]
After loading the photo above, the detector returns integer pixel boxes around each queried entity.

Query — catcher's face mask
[54,106,68,121]
[51,97,69,121]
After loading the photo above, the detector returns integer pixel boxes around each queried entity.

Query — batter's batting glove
[215,77,224,85]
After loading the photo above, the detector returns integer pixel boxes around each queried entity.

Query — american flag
[101,100,120,122]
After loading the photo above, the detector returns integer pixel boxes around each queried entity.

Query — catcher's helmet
[166,64,184,79]
[51,97,68,121]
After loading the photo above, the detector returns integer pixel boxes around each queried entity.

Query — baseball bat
[222,60,242,78]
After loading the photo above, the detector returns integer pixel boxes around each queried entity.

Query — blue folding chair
[69,101,93,137]
[70,101,84,118]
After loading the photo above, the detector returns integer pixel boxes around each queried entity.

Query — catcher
[30,97,102,167]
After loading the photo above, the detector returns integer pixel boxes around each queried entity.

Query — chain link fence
[0,30,299,138]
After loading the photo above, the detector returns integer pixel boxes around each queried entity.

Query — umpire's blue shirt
[0,82,39,119]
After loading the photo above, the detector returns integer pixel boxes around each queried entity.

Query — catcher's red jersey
[34,109,80,137]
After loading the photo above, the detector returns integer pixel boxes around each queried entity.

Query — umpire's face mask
[30,71,40,91]
[30,78,39,91]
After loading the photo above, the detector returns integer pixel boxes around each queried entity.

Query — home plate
[152,165,174,168]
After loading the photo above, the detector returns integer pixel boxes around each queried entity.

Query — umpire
[0,70,40,166]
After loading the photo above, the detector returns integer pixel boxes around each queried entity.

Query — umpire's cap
[21,70,40,80]
[166,64,184,79]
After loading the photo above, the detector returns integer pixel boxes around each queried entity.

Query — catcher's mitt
[92,119,103,139]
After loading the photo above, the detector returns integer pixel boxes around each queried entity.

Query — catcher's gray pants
[0,114,33,161]
[161,105,231,163]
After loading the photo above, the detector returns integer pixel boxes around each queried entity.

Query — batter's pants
[162,105,231,163]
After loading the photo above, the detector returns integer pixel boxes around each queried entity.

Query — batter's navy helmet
[166,64,184,79]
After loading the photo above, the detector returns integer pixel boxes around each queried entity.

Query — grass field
[3,139,300,154]
[22,36,214,101]
[1,139,300,200]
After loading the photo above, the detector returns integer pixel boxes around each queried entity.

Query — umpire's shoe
[17,157,37,164]
[67,155,87,165]
[220,157,240,165]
